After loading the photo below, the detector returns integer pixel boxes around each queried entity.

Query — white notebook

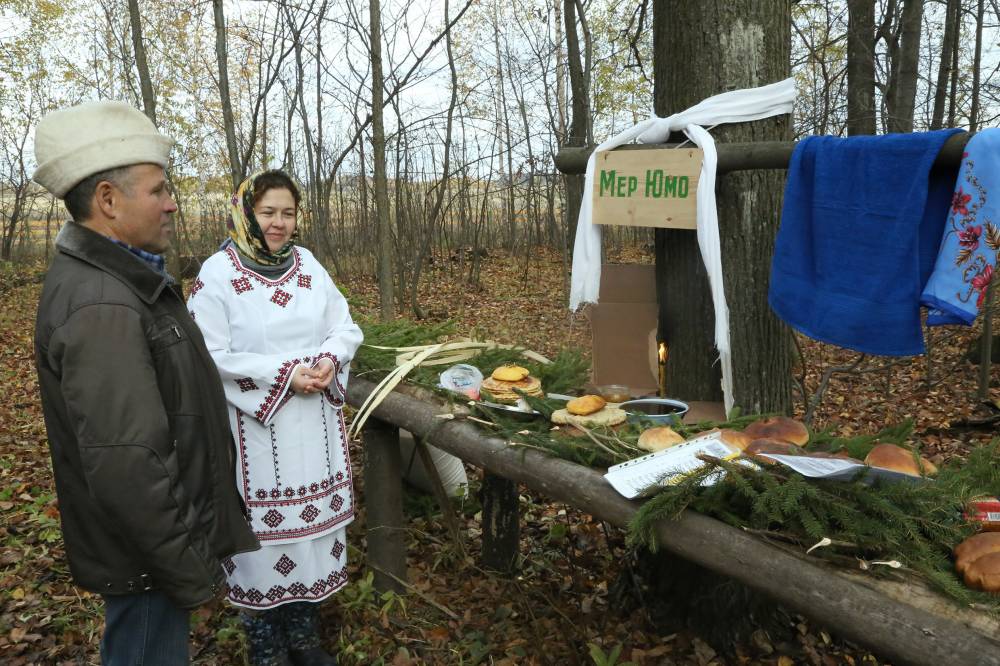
[604,431,740,499]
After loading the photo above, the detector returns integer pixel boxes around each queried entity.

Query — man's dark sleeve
[49,302,220,608]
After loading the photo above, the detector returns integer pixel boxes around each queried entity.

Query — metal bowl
[620,398,689,425]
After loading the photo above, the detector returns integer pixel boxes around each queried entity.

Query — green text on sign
[598,169,690,199]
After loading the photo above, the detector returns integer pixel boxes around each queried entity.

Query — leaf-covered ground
[1,248,996,664]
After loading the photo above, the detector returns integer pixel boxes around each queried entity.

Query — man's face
[111,164,177,254]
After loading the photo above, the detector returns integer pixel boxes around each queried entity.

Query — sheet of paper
[760,454,926,484]
[604,432,739,499]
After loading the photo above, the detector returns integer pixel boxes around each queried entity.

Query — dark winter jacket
[34,222,259,608]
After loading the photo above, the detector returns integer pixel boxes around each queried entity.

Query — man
[32,100,259,665]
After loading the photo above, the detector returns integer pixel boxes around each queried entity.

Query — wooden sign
[591,147,702,230]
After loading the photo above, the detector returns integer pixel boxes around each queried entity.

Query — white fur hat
[33,100,174,198]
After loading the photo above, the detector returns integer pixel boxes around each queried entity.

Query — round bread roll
[743,438,804,464]
[962,551,1000,593]
[743,416,809,446]
[492,365,529,381]
[637,426,685,452]
[955,532,1000,575]
[551,407,628,428]
[567,394,606,416]
[702,428,753,451]
[864,443,936,477]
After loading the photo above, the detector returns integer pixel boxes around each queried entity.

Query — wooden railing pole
[552,133,972,176]
[362,416,406,594]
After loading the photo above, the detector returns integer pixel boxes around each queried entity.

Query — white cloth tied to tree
[569,78,797,414]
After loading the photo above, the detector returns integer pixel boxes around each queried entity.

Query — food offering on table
[551,394,628,428]
[863,443,938,478]
[965,497,1000,531]
[636,426,686,452]
[479,364,544,405]
[743,416,809,446]
[955,532,1000,593]
[702,428,753,452]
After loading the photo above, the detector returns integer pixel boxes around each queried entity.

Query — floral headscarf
[227,171,298,266]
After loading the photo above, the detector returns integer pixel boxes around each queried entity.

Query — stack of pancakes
[480,365,544,404]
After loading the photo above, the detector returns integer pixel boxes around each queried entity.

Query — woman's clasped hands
[291,358,335,394]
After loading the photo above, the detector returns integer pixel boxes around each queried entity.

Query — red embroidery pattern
[228,566,348,608]
[236,377,259,392]
[331,540,345,559]
[271,288,293,307]
[262,509,284,528]
[222,557,236,575]
[231,276,253,294]
[273,554,297,577]
[300,504,320,523]
[330,494,344,512]
[298,274,312,289]
[255,357,312,423]
[225,246,302,288]
[190,278,205,297]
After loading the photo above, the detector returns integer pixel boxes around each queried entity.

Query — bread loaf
[743,417,809,446]
[864,443,936,477]
[955,532,1000,575]
[567,395,606,416]
[637,426,685,452]
[962,551,1000,593]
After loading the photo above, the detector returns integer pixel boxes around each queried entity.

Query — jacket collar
[55,222,170,305]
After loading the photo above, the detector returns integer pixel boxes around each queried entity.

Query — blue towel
[921,129,999,326]
[769,129,965,356]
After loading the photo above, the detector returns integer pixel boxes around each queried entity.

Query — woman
[189,170,362,666]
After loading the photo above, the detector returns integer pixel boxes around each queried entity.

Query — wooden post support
[413,436,465,554]
[480,472,519,573]
[363,417,406,593]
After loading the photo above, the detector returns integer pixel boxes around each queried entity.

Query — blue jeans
[101,591,190,665]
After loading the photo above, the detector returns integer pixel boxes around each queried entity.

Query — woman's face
[253,187,297,252]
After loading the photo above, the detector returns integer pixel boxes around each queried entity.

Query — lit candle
[658,342,668,397]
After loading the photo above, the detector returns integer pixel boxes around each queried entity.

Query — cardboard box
[588,264,728,422]
[588,264,659,396]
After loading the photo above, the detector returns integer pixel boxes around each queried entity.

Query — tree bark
[213,0,242,190]
[563,0,589,254]
[886,0,924,133]
[370,0,394,321]
[930,0,960,130]
[970,0,985,131]
[654,0,792,413]
[847,0,877,135]
[126,0,156,125]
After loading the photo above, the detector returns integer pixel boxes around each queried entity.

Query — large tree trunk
[847,0,877,135]
[213,0,242,190]
[885,0,924,133]
[654,0,792,414]
[370,0,394,321]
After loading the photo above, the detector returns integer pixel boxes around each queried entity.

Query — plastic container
[596,384,631,404]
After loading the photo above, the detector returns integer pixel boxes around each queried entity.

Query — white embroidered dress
[188,244,363,609]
